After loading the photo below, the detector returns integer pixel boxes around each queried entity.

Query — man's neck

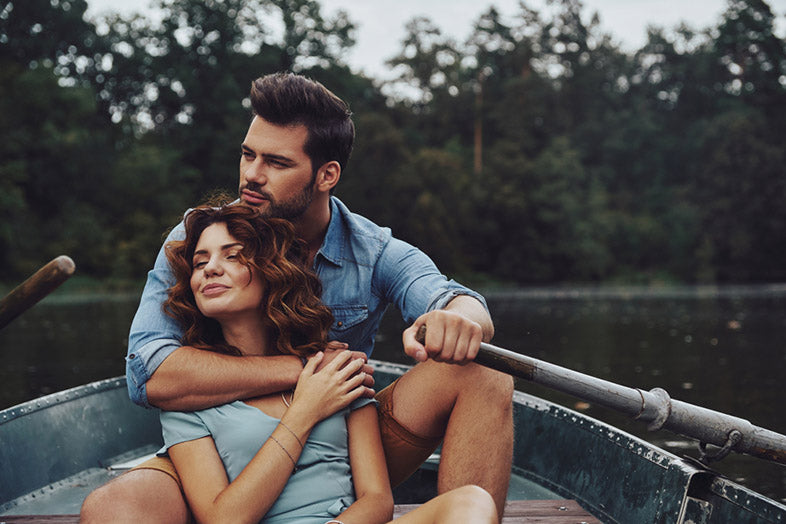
[294,195,332,264]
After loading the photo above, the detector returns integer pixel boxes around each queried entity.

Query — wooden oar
[0,256,75,330]
[416,325,786,465]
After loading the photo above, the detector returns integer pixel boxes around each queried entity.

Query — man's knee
[79,469,188,524]
[477,364,514,404]
[448,361,514,405]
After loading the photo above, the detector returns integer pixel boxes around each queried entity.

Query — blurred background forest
[1,0,785,288]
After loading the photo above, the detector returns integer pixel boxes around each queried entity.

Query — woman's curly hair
[163,201,333,358]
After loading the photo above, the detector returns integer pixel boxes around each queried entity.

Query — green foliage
[1,0,785,286]
[0,60,112,275]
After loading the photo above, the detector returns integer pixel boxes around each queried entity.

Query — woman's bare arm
[169,352,370,524]
[334,404,395,524]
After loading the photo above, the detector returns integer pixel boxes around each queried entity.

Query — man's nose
[244,158,268,184]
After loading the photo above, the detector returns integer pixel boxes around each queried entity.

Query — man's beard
[241,179,315,220]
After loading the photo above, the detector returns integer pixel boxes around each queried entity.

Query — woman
[160,202,498,524]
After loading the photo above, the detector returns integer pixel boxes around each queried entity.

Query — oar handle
[0,256,75,330]
[415,323,534,376]
[414,324,786,465]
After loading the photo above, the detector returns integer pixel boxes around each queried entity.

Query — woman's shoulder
[349,396,378,412]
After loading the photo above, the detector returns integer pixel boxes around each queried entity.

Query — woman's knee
[453,484,495,504]
[443,485,497,521]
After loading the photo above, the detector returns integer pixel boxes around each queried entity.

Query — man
[80,72,513,523]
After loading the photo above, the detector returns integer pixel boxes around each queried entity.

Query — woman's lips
[201,283,229,296]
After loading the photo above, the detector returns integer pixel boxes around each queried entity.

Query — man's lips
[241,189,268,205]
[201,283,229,296]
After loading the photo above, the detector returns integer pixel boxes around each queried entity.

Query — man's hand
[402,309,483,364]
[316,341,375,394]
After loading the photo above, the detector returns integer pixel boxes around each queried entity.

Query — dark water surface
[1,286,784,503]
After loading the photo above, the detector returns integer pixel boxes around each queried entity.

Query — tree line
[1,0,785,287]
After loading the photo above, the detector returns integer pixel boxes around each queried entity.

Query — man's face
[239,116,316,220]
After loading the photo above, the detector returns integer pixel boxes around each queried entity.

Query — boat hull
[2,361,785,523]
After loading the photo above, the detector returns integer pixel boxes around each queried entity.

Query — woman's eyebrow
[192,243,243,258]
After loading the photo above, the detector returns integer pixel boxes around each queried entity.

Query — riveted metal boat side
[0,377,161,504]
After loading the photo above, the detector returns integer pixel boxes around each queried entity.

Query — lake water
[1,286,784,503]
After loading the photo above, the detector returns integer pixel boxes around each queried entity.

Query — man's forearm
[146,346,302,411]
[445,294,495,342]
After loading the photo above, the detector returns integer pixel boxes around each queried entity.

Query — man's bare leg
[389,360,514,520]
[79,469,189,524]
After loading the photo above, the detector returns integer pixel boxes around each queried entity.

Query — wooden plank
[0,517,79,524]
[2,501,601,524]
[394,499,602,523]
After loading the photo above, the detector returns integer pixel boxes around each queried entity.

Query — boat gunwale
[0,377,127,424]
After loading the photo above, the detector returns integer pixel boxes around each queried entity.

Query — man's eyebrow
[240,144,294,164]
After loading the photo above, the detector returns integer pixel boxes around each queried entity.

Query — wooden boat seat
[396,499,602,523]
[0,500,601,523]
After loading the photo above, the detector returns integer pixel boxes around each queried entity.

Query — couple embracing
[80,72,513,524]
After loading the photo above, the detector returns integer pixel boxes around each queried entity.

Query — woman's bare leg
[79,469,190,524]
[389,485,498,524]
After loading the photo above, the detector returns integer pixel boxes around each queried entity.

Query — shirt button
[337,321,343,327]
[128,353,136,359]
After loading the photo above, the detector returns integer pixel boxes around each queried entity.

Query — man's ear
[316,161,341,192]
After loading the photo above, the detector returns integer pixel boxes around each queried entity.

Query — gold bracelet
[270,434,298,471]
[279,421,305,449]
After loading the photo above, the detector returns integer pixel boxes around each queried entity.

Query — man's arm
[374,237,494,364]
[146,341,370,411]
[146,348,304,411]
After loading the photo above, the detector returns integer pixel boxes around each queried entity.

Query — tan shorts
[132,455,182,488]
[133,377,442,490]
[375,376,443,487]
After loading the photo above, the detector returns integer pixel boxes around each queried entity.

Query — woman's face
[190,222,265,321]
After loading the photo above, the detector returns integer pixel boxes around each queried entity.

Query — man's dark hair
[250,72,354,173]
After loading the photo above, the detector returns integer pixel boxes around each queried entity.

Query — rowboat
[1,361,784,523]
[2,258,786,523]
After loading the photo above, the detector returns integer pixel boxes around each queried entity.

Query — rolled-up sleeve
[126,223,186,408]
[374,236,488,323]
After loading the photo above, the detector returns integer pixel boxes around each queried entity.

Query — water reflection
[480,288,786,504]
[1,286,784,502]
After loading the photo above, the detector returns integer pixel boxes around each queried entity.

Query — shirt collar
[315,196,345,267]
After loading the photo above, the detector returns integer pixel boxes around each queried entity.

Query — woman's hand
[289,351,371,423]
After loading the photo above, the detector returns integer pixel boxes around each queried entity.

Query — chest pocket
[329,305,368,333]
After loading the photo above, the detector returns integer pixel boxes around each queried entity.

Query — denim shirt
[126,197,487,408]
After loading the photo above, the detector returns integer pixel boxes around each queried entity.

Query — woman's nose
[203,257,223,276]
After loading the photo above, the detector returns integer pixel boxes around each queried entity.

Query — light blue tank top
[160,398,376,523]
